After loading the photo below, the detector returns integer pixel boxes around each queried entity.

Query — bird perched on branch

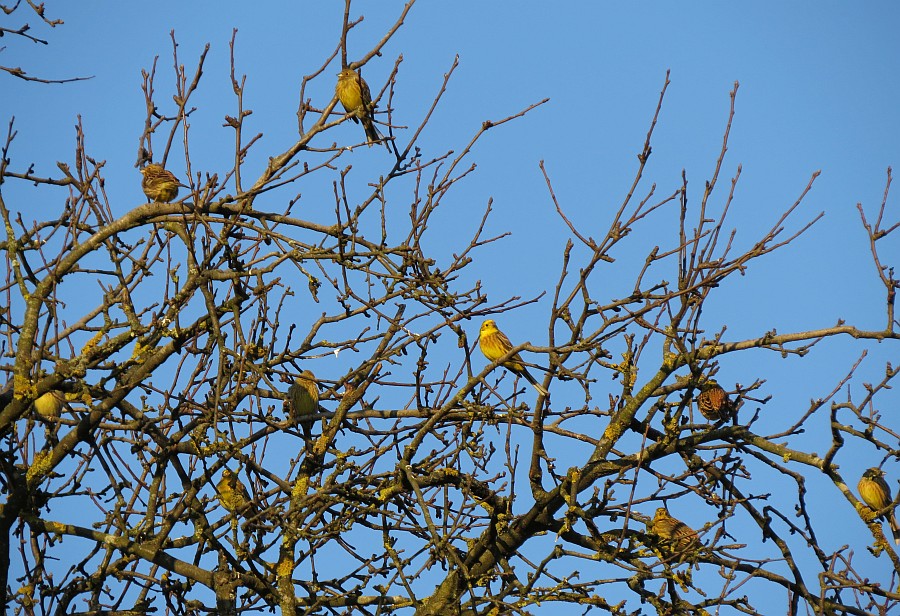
[33,390,65,419]
[217,469,257,527]
[649,507,699,555]
[478,319,548,396]
[858,467,900,544]
[696,379,734,422]
[33,388,66,445]
[336,67,381,146]
[140,163,180,203]
[288,370,320,449]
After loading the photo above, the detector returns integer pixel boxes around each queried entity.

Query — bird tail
[890,513,900,545]
[521,369,548,397]
[362,117,382,147]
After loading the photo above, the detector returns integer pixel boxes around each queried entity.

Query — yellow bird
[696,379,734,422]
[33,390,65,419]
[288,370,320,446]
[335,67,381,145]
[140,163,180,203]
[478,319,548,396]
[217,469,256,518]
[649,507,699,555]
[858,467,900,544]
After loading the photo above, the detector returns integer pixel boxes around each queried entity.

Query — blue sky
[4,2,900,612]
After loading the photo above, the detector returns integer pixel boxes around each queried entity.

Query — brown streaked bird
[478,319,548,396]
[33,390,65,419]
[697,379,733,422]
[288,370,320,448]
[858,467,900,545]
[335,67,380,145]
[650,507,699,555]
[140,163,180,203]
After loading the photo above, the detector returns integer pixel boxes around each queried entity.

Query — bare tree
[2,3,899,615]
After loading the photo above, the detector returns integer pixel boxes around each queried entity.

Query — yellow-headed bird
[336,67,380,145]
[859,467,900,544]
[33,390,65,419]
[140,164,180,203]
[697,379,734,422]
[217,469,256,518]
[478,319,548,396]
[288,370,320,447]
[649,507,699,555]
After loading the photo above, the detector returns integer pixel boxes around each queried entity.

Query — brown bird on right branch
[858,467,900,544]
[335,67,381,146]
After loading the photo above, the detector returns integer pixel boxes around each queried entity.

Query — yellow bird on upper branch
[336,67,381,146]
[478,319,548,396]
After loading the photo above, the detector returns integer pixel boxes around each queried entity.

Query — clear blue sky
[4,2,900,612]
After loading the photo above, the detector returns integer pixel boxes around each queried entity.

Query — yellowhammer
[858,467,900,544]
[650,507,699,555]
[33,390,65,419]
[697,379,733,422]
[336,67,380,146]
[140,163,180,203]
[217,469,256,517]
[288,370,320,446]
[478,319,548,396]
